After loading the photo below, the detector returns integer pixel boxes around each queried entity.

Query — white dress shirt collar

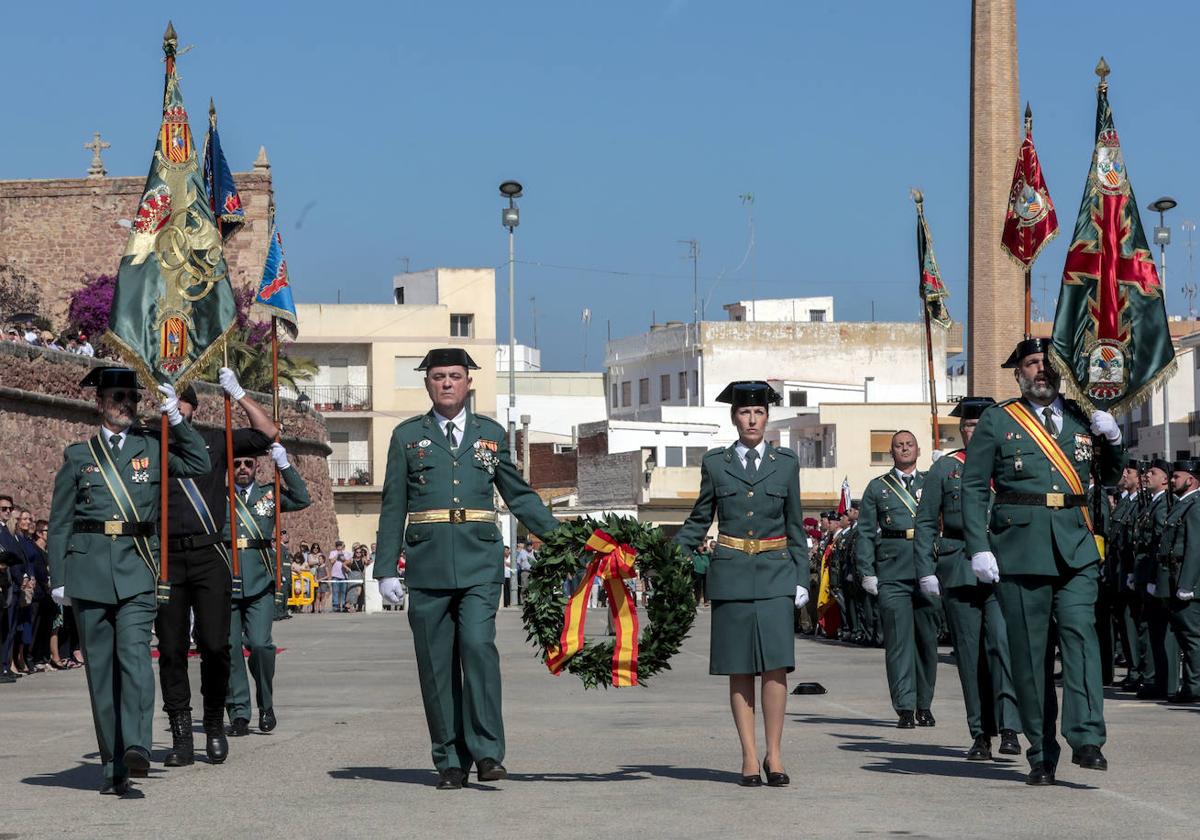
[433,407,467,436]
[734,440,766,469]
[100,425,132,448]
[1180,488,1200,502]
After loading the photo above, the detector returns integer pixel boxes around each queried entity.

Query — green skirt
[710,596,796,676]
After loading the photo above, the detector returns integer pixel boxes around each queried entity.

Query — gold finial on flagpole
[1095,57,1110,90]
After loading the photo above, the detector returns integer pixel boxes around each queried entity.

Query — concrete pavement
[3,607,1196,839]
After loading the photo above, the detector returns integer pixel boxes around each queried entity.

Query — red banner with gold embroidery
[1002,105,1059,269]
[545,529,640,687]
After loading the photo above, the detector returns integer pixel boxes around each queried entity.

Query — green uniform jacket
[47,422,211,604]
[962,399,1123,575]
[1110,493,1140,592]
[1135,492,1169,590]
[856,469,926,582]
[374,410,559,589]
[1170,491,1200,593]
[914,451,981,589]
[227,465,311,598]
[674,443,807,600]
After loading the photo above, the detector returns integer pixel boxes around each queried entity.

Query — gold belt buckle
[743,538,760,554]
[104,521,123,536]
[1046,493,1065,508]
[449,508,467,525]
[236,537,249,549]
[905,528,915,540]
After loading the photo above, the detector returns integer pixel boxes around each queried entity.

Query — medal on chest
[129,457,151,483]
[474,439,499,475]
[1073,433,1093,462]
[253,489,275,518]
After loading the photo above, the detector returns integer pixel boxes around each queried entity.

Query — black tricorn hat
[1001,337,1053,368]
[715,380,782,407]
[1149,458,1173,474]
[850,499,860,510]
[178,384,199,407]
[1172,458,1200,476]
[79,367,141,391]
[415,348,479,371]
[950,396,997,420]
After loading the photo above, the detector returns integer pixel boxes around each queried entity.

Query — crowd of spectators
[4,325,95,356]
[1,494,84,685]
[288,539,385,613]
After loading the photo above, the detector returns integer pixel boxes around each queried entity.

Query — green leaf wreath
[522,514,697,689]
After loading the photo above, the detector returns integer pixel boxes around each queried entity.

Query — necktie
[744,448,758,476]
[445,421,458,448]
[1042,406,1057,437]
[109,433,122,456]
[902,473,912,492]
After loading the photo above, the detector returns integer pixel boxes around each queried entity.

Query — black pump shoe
[762,758,790,787]
[738,772,763,787]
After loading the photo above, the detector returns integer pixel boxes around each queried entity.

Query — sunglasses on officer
[233,458,257,468]
[102,389,139,404]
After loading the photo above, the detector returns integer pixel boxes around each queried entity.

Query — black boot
[204,718,229,764]
[163,711,194,767]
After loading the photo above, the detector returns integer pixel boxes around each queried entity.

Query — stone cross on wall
[84,131,110,179]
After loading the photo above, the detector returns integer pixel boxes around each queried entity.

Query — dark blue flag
[255,216,298,337]
[202,99,245,241]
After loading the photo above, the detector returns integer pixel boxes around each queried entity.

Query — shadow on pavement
[789,713,898,729]
[22,761,103,791]
[832,733,1018,762]
[330,764,739,786]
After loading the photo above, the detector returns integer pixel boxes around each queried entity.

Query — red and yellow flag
[1001,104,1059,269]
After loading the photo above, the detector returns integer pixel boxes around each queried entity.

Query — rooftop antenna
[1182,220,1197,321]
[740,193,756,320]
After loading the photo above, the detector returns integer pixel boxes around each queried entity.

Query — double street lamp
[500,180,522,551]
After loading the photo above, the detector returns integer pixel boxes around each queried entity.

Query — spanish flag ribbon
[545,529,641,687]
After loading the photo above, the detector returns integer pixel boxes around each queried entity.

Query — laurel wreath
[522,514,697,690]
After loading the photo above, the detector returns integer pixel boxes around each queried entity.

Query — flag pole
[924,306,940,450]
[1025,266,1032,339]
[224,339,242,596]
[272,316,283,596]
[158,411,170,602]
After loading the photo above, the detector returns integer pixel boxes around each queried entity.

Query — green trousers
[944,585,1020,738]
[75,593,157,783]
[1144,597,1180,696]
[996,563,1105,771]
[1168,599,1200,695]
[877,580,940,713]
[408,582,503,772]
[226,588,276,722]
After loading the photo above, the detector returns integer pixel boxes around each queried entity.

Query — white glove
[270,442,290,471]
[862,576,879,596]
[919,575,941,596]
[794,586,809,609]
[378,577,405,605]
[930,450,945,463]
[1177,589,1195,601]
[1089,410,1121,443]
[1146,582,1157,597]
[219,367,246,401]
[51,586,70,606]
[971,551,1001,583]
[158,384,183,426]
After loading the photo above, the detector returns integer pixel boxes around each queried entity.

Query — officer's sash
[880,473,919,517]
[87,436,157,576]
[177,478,231,568]
[1001,402,1093,533]
[234,488,272,575]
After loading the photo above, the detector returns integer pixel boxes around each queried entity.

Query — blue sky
[4,2,1200,370]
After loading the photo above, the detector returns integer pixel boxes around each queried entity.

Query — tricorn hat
[1001,337,1053,369]
[715,380,782,407]
[1149,458,1173,474]
[1172,458,1200,476]
[415,348,479,371]
[79,366,141,391]
[949,396,997,420]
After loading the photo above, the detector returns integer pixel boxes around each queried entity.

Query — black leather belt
[74,519,156,537]
[227,538,273,550]
[940,527,965,541]
[995,493,1087,509]
[167,533,225,551]
[880,528,914,540]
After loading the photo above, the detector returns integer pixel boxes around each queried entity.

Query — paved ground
[3,606,1197,839]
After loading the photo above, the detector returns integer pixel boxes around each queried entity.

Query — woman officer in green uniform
[675,381,809,787]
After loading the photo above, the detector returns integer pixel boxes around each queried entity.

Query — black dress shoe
[897,710,916,729]
[999,729,1021,756]
[1071,744,1108,771]
[966,735,992,761]
[762,758,790,787]
[476,758,507,781]
[100,777,132,796]
[1136,685,1167,700]
[122,746,151,775]
[1026,765,1056,786]
[259,708,277,733]
[205,722,229,764]
[738,773,763,787]
[1168,690,1198,704]
[915,709,936,727]
[227,717,251,737]
[436,767,468,790]
[1117,676,1141,691]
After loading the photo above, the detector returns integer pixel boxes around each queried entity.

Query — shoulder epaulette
[474,415,507,435]
[770,445,797,459]
[996,397,1020,407]
[398,414,426,428]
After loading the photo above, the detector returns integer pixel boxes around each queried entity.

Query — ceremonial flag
[1001,104,1059,268]
[836,477,851,516]
[105,23,236,389]
[816,541,841,637]
[255,214,298,337]
[202,99,246,241]
[913,191,952,330]
[1050,59,1175,415]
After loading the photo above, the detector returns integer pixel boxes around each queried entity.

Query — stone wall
[0,162,273,329]
[576,423,640,510]
[0,341,337,546]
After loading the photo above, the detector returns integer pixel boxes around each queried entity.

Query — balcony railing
[284,384,372,412]
[329,459,373,486]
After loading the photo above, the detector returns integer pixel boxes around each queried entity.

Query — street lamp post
[500,180,522,550]
[1150,196,1176,458]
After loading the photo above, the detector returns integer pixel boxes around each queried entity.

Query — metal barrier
[288,571,317,607]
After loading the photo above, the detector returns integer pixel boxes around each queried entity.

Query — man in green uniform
[225,442,310,736]
[1107,460,1142,688]
[47,367,211,795]
[274,529,293,622]
[1135,459,1179,700]
[914,397,1020,760]
[374,348,561,790]
[962,338,1123,785]
[857,430,940,728]
[1163,459,1200,703]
